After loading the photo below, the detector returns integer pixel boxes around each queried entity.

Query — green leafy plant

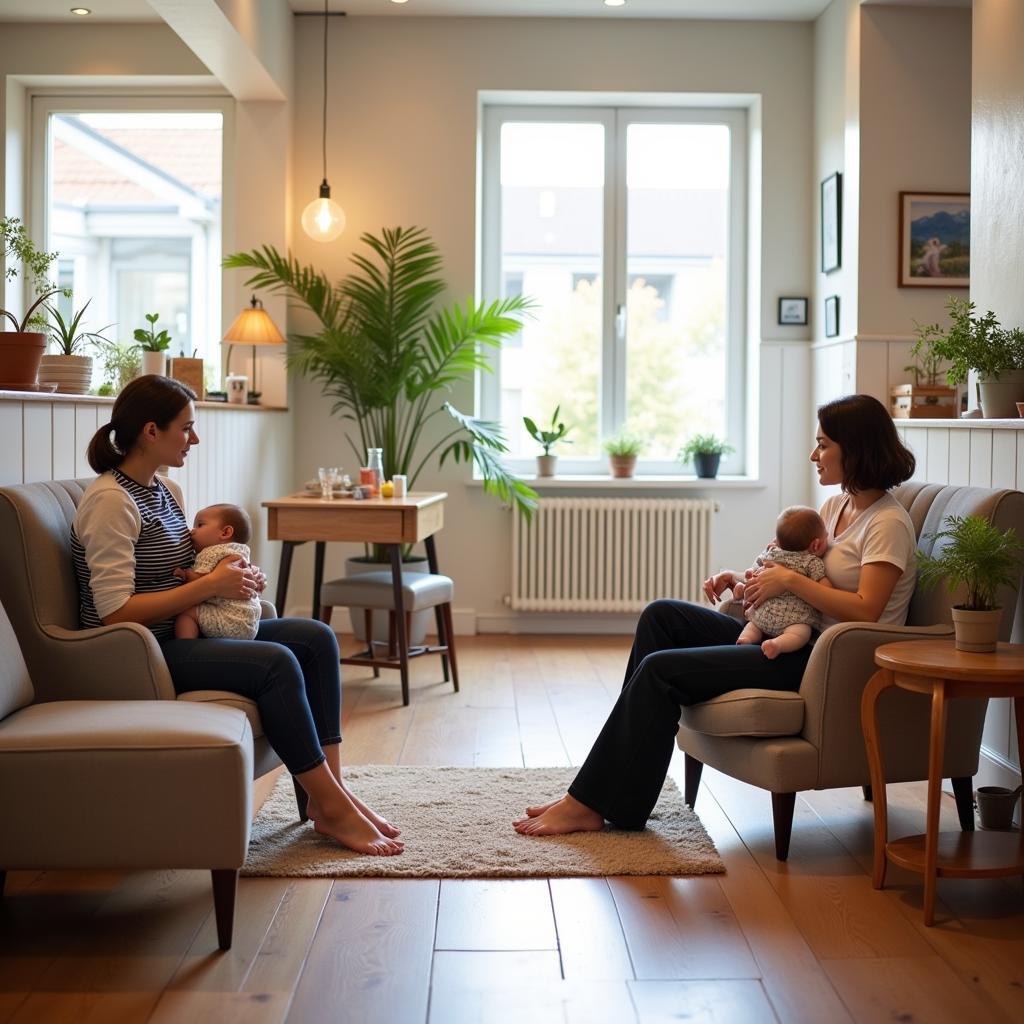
[524,406,572,456]
[133,312,173,352]
[96,338,140,394]
[678,433,735,462]
[906,319,950,388]
[0,216,63,332]
[917,297,1024,385]
[916,514,1024,611]
[224,226,537,543]
[602,429,644,458]
[44,299,114,355]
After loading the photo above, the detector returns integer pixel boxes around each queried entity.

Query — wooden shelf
[886,831,1024,878]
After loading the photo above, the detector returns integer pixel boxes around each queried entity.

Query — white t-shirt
[818,492,917,629]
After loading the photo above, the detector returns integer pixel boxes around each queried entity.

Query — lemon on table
[380,480,395,498]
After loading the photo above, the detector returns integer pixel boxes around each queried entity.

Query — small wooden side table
[861,640,1024,926]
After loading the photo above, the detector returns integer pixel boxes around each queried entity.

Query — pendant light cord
[321,0,328,182]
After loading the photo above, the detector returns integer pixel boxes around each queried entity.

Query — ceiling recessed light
[389,0,410,5]
[70,7,91,14]
[604,0,626,6]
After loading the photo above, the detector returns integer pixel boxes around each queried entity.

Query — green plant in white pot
[524,407,572,478]
[678,433,734,479]
[38,299,114,395]
[0,216,62,389]
[917,297,1024,418]
[916,514,1024,652]
[134,312,173,377]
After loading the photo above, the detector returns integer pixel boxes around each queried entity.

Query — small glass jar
[366,447,384,495]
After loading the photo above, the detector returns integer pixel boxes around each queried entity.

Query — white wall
[285,15,816,631]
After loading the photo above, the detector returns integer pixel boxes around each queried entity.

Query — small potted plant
[678,433,734,479]
[918,297,1024,418]
[134,312,173,377]
[916,514,1024,652]
[524,406,572,478]
[0,216,62,388]
[890,320,957,419]
[38,299,114,395]
[95,337,141,396]
[603,429,644,478]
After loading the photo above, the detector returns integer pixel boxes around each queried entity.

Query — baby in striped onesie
[174,503,261,640]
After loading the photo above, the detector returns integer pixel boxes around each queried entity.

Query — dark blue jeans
[568,599,812,829]
[161,617,342,775]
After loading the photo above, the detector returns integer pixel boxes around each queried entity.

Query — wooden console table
[861,640,1024,925]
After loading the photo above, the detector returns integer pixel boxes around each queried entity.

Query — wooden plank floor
[2,634,1023,1023]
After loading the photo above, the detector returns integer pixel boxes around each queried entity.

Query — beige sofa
[678,482,1024,859]
[0,478,307,817]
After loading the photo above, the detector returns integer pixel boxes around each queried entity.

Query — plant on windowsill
[524,406,572,478]
[678,433,734,480]
[37,299,115,395]
[134,312,173,378]
[916,514,1024,652]
[915,297,1024,418]
[94,337,141,396]
[0,216,63,389]
[603,429,644,479]
[891,320,957,420]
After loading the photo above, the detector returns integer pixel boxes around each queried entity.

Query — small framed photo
[824,295,840,338]
[778,297,808,326]
[898,191,970,288]
[821,172,842,273]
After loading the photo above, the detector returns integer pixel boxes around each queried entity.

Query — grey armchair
[678,483,1024,860]
[0,478,308,818]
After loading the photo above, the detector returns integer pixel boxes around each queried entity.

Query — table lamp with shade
[221,295,285,405]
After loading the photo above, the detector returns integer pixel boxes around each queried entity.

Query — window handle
[615,303,626,341]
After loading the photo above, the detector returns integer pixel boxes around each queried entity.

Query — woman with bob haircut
[515,393,918,837]
[73,375,403,856]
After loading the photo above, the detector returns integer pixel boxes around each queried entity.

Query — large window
[31,98,227,389]
[480,105,746,474]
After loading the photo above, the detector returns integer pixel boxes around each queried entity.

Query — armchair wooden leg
[0,870,6,897]
[771,792,797,861]
[683,754,704,808]
[950,776,975,831]
[862,784,873,802]
[292,776,310,822]
[211,868,238,951]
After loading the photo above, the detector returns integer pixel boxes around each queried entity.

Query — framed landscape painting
[899,192,970,288]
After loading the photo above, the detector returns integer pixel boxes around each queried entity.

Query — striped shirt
[71,469,194,641]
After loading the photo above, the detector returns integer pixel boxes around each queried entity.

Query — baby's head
[775,505,827,556]
[191,503,252,552]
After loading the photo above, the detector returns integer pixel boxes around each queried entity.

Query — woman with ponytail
[72,375,403,856]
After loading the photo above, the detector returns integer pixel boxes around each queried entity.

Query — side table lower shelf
[887,831,1024,879]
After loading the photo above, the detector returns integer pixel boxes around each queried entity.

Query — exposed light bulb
[70,6,91,13]
[301,181,346,242]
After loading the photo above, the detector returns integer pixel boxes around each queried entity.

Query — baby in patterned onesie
[173,503,261,640]
[731,505,832,659]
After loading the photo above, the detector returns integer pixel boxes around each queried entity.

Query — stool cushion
[679,688,805,737]
[321,571,454,612]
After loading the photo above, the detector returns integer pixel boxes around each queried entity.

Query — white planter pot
[37,354,94,395]
[978,371,1024,419]
[140,350,167,377]
[346,555,431,646]
[536,454,557,478]
[951,606,1002,653]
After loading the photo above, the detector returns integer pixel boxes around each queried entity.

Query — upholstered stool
[320,571,459,706]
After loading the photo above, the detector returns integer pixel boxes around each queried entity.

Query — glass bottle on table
[366,447,384,496]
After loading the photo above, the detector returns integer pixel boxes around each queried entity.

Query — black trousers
[568,599,811,829]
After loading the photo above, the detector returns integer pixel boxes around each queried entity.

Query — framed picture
[821,172,842,273]
[778,297,808,326]
[824,295,840,338]
[898,191,970,287]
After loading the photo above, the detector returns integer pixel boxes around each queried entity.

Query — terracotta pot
[536,454,557,478]
[38,354,94,395]
[951,606,1002,653]
[610,454,637,478]
[0,331,47,387]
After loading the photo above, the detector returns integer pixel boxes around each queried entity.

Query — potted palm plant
[678,433,734,479]
[38,299,114,395]
[1,216,62,389]
[603,429,644,478]
[225,226,536,641]
[524,407,572,478]
[916,514,1024,652]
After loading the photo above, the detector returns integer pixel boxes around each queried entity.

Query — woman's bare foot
[307,790,401,839]
[513,794,605,836]
[313,805,404,856]
[524,798,559,818]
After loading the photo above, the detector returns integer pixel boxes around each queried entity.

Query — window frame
[479,101,747,477]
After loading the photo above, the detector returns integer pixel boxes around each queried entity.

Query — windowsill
[0,390,288,412]
[467,474,765,490]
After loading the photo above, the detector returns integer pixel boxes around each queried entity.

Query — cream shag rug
[242,766,723,878]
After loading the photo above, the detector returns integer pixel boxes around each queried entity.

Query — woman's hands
[741,562,796,609]
[206,556,260,600]
[702,571,738,604]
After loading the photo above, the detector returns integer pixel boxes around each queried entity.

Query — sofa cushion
[680,688,805,737]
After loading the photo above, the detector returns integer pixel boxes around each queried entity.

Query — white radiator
[509,498,716,612]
